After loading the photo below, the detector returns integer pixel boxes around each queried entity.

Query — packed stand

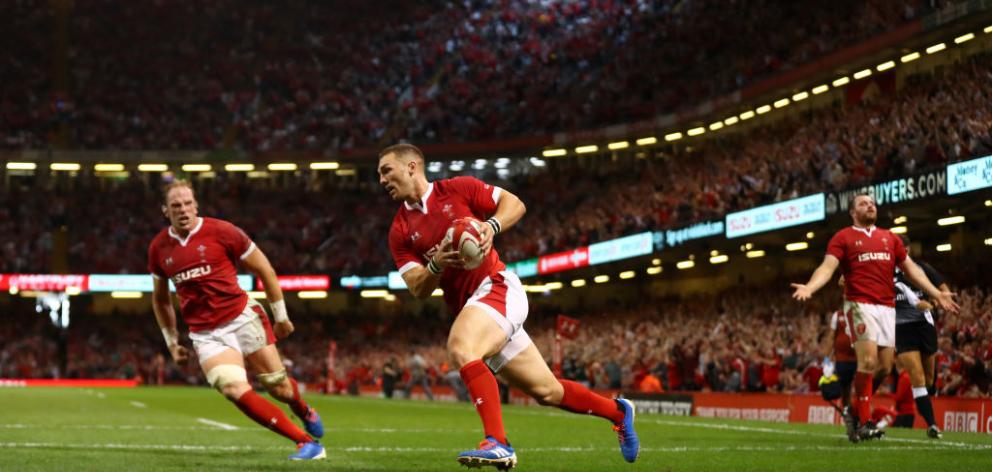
[4,281,989,399]
[2,0,949,150]
[9,51,992,276]
[0,0,53,149]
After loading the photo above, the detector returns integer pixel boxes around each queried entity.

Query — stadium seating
[2,283,988,398]
[3,0,942,150]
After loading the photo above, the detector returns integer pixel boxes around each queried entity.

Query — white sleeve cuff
[398,261,421,275]
[240,242,257,260]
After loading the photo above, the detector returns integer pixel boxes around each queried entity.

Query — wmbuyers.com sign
[826,169,946,214]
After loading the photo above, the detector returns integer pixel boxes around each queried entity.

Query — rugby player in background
[149,180,326,460]
[791,193,958,442]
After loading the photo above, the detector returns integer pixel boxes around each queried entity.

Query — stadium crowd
[2,283,989,399]
[3,50,986,275]
[2,0,955,151]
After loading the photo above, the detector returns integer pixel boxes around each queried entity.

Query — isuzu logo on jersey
[857,252,891,262]
[171,265,212,285]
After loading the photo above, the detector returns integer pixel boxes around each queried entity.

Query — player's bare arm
[791,255,840,300]
[242,246,294,339]
[401,238,462,299]
[478,189,526,255]
[151,275,189,364]
[899,257,960,313]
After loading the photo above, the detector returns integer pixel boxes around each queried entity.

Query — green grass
[0,387,989,471]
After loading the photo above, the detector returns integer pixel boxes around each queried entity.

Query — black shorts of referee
[895,320,937,355]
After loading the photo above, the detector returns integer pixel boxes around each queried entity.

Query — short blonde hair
[163,179,195,203]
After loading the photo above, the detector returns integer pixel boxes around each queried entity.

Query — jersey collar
[404,182,434,214]
[168,217,204,247]
[851,224,876,237]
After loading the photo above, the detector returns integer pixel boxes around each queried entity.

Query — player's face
[164,187,198,232]
[378,153,414,202]
[850,195,876,226]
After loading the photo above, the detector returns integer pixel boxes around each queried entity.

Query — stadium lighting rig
[635,137,657,146]
[267,163,298,171]
[646,266,662,275]
[6,162,37,170]
[746,250,765,258]
[309,162,339,170]
[542,148,567,157]
[936,243,952,252]
[937,216,965,226]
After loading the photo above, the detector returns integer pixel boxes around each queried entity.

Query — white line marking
[650,419,986,449]
[196,418,239,431]
[0,442,984,454]
[0,423,475,434]
[129,401,146,408]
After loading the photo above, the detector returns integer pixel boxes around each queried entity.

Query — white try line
[649,419,991,449]
[0,423,473,434]
[196,418,239,431]
[0,442,982,454]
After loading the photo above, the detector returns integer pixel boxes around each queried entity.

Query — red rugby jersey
[148,217,254,332]
[388,177,507,314]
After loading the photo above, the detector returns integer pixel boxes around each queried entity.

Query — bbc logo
[943,411,978,433]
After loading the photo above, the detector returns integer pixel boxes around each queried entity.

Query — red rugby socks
[558,379,625,423]
[854,371,873,423]
[460,359,508,444]
[234,390,312,443]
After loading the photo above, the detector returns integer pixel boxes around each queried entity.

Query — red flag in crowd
[556,314,581,340]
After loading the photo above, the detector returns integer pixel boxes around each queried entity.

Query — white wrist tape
[161,328,178,347]
[271,299,289,323]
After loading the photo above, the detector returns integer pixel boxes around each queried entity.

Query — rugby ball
[446,218,485,270]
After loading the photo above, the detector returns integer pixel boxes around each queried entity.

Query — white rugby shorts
[189,298,275,362]
[842,300,896,348]
[464,270,531,372]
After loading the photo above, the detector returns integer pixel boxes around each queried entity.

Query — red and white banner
[687,392,992,432]
[257,275,330,291]
[537,248,589,275]
[0,378,138,388]
[556,315,581,340]
[0,274,89,291]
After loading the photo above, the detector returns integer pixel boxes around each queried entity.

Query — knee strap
[258,369,288,389]
[205,364,248,390]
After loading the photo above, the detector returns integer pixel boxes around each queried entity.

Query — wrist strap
[271,299,289,323]
[486,217,502,235]
[161,328,178,348]
[428,257,443,275]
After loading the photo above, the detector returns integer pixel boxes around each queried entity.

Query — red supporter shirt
[830,310,857,361]
[894,372,915,415]
[826,226,906,307]
[388,177,507,314]
[147,217,254,332]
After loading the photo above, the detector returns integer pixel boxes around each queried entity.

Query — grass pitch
[0,387,989,471]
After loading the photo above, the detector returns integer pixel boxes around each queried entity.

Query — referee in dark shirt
[894,234,948,439]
